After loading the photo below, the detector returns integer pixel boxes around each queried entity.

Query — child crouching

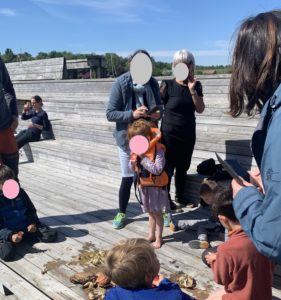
[205,186,274,300]
[103,238,195,300]
[0,165,57,261]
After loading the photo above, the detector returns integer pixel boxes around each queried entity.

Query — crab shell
[178,274,196,289]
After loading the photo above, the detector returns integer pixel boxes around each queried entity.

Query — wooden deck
[0,159,215,299]
[1,75,280,299]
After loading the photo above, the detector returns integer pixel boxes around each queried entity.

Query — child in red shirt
[205,187,274,300]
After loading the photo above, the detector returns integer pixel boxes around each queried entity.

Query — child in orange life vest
[128,119,170,249]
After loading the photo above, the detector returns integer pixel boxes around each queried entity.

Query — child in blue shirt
[103,238,195,300]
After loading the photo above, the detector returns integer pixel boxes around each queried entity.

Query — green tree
[2,48,16,63]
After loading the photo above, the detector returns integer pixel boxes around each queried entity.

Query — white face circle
[130,52,152,85]
[173,62,189,81]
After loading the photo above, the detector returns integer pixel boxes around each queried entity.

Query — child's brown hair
[212,186,238,222]
[0,165,15,186]
[127,119,152,140]
[103,238,159,289]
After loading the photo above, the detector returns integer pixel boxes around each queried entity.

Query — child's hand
[152,275,165,286]
[11,231,24,243]
[27,223,37,233]
[205,252,217,264]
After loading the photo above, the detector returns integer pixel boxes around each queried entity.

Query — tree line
[0,48,231,77]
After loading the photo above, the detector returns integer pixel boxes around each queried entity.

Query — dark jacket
[106,72,162,151]
[0,188,39,241]
[234,83,281,263]
[0,58,18,130]
[21,110,50,135]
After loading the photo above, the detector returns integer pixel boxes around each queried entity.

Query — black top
[160,79,203,134]
[21,110,50,135]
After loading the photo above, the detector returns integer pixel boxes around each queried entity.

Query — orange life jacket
[131,128,168,188]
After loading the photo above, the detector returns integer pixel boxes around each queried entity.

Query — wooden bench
[6,57,67,81]
[2,75,279,299]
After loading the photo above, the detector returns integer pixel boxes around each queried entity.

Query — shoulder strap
[264,95,281,132]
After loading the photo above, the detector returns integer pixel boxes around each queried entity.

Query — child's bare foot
[147,235,156,243]
[153,239,163,249]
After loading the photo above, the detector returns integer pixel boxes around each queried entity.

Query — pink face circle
[129,135,149,155]
[2,179,20,199]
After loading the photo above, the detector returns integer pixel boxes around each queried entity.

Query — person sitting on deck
[204,186,274,300]
[103,238,195,300]
[16,95,50,149]
[171,180,224,250]
[0,165,57,261]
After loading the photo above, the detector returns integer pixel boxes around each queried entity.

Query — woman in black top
[160,50,205,206]
[16,95,50,149]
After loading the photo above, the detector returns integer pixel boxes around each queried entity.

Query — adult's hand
[133,106,148,119]
[248,168,264,194]
[231,178,254,198]
[188,76,197,92]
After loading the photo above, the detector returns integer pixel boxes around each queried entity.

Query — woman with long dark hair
[230,10,281,263]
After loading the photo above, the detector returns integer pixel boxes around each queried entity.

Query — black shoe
[37,224,57,243]
[169,200,183,212]
[176,196,195,208]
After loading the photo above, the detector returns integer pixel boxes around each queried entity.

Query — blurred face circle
[130,53,152,85]
[173,62,189,81]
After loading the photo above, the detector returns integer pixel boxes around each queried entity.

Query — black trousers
[16,130,41,150]
[0,240,14,261]
[0,225,57,261]
[161,130,195,203]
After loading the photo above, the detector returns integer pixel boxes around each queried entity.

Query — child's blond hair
[103,238,159,289]
[127,119,152,140]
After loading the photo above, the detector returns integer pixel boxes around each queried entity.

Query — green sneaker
[163,213,170,227]
[112,212,126,229]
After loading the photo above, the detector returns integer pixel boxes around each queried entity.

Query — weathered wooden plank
[0,262,51,300]
[7,58,66,81]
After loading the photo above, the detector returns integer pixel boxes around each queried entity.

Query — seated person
[171,180,224,249]
[103,238,195,300]
[0,165,57,261]
[204,186,274,300]
[16,95,50,149]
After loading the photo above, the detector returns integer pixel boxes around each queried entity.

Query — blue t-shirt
[105,279,195,300]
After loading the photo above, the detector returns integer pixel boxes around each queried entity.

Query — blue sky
[1,0,281,65]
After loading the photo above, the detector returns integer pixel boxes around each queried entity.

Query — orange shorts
[0,128,18,154]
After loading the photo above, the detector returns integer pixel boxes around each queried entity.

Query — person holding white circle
[160,49,205,207]
[106,49,162,229]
